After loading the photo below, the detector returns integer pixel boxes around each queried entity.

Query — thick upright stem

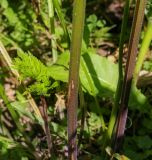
[113,0,147,152]
[106,0,130,144]
[67,0,86,159]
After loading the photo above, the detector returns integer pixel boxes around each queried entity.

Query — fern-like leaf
[14,51,51,95]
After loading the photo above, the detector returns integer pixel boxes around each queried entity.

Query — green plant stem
[47,0,58,63]
[0,34,23,53]
[53,0,70,46]
[105,0,130,145]
[113,0,146,152]
[133,19,152,85]
[67,0,86,159]
[0,84,21,131]
[78,83,86,148]
[80,58,106,130]
[0,41,20,78]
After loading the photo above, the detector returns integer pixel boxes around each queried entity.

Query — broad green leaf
[50,51,150,111]
[55,51,69,67]
[48,65,68,82]
[80,53,118,97]
[14,51,150,110]
[48,51,69,82]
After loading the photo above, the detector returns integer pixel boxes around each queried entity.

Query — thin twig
[78,84,86,149]
[40,96,53,156]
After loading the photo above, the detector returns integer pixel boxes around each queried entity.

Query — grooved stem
[114,0,147,152]
[67,0,86,159]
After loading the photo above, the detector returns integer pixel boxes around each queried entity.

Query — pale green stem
[0,84,21,131]
[133,19,152,85]
[53,0,70,46]
[0,40,20,78]
[106,0,130,143]
[47,0,58,63]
